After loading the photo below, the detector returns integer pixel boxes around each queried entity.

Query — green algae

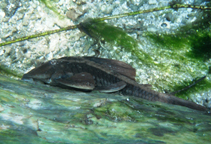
[91,97,211,143]
[0,123,50,144]
[148,31,211,61]
[144,7,211,97]
[0,75,211,143]
[147,33,187,50]
[0,65,22,78]
[172,78,211,99]
[145,27,211,98]
[188,33,211,61]
[78,18,155,64]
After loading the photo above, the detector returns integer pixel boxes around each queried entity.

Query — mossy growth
[147,6,211,60]
[146,31,211,97]
[92,97,202,125]
[93,101,136,122]
[147,31,211,61]
[78,18,155,64]
[0,65,22,78]
[171,77,211,99]
[188,33,211,61]
[146,23,211,99]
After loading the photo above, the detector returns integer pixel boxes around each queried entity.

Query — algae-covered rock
[0,75,211,144]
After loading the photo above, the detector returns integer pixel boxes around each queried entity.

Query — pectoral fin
[95,81,126,93]
[56,72,95,90]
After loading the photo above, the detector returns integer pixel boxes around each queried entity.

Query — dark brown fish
[22,56,207,111]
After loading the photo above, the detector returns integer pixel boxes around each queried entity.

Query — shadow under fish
[22,56,207,111]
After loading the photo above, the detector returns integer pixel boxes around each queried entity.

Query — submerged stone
[0,75,210,143]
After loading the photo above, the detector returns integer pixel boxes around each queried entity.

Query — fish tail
[167,96,207,111]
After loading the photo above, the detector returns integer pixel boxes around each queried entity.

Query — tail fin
[168,96,207,111]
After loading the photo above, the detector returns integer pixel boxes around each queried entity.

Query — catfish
[22,56,207,111]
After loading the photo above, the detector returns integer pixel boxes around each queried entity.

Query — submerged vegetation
[0,65,22,78]
[77,18,154,64]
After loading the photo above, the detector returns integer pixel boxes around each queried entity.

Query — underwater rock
[0,75,211,143]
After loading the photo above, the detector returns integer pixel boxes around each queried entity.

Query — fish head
[22,60,58,83]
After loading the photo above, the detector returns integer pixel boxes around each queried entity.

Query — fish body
[22,57,207,111]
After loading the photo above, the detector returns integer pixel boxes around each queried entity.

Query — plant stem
[96,4,211,21]
[0,4,210,47]
[0,25,77,47]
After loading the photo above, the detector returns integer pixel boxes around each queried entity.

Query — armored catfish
[22,56,207,111]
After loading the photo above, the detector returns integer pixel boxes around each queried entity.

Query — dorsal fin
[84,57,136,80]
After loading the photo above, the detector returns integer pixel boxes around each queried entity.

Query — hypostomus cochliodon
[22,56,207,111]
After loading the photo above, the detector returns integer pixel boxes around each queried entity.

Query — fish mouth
[22,74,31,80]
